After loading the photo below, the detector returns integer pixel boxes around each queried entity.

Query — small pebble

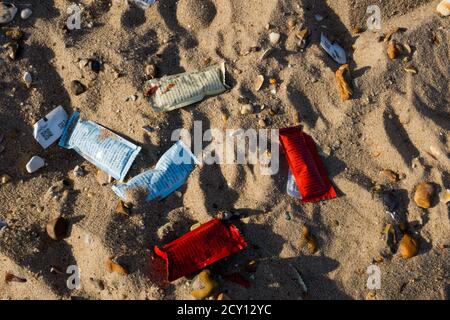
[1,173,11,185]
[144,64,157,78]
[240,104,254,115]
[258,118,267,127]
[105,259,128,275]
[26,156,45,173]
[399,234,419,259]
[20,8,32,20]
[269,32,281,45]
[414,182,435,209]
[70,80,86,95]
[191,270,218,300]
[89,59,101,73]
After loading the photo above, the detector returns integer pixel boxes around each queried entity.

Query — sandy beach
[0,0,449,300]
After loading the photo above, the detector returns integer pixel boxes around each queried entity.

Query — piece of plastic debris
[59,112,141,181]
[105,259,129,275]
[335,64,353,101]
[33,106,68,149]
[112,140,197,203]
[0,3,17,24]
[130,0,157,9]
[0,219,7,230]
[320,33,347,64]
[22,71,32,87]
[279,126,337,203]
[286,169,302,199]
[144,62,228,112]
[46,217,70,240]
[26,156,45,173]
[20,8,32,20]
[223,272,251,288]
[413,182,435,209]
[289,264,308,295]
[299,226,317,254]
[404,64,418,74]
[154,219,247,282]
[191,270,219,299]
[73,165,84,177]
[5,272,26,283]
[437,0,450,16]
[399,234,419,259]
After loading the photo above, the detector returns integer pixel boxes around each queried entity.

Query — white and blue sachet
[59,112,141,181]
[112,140,198,202]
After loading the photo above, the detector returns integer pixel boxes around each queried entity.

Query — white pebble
[26,156,45,173]
[21,8,32,20]
[240,104,254,115]
[269,32,280,45]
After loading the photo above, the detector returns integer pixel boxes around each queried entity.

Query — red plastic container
[279,125,337,203]
[154,219,247,281]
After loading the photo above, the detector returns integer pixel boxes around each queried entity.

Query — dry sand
[0,0,449,300]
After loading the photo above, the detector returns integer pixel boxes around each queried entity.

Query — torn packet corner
[154,219,247,282]
[59,112,141,181]
[33,106,68,149]
[144,62,228,113]
[111,140,198,202]
[320,33,347,65]
[279,125,336,203]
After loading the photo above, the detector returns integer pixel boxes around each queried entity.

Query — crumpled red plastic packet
[154,219,247,282]
[279,125,337,203]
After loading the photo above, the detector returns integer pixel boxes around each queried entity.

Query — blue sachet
[112,140,198,202]
[59,112,141,181]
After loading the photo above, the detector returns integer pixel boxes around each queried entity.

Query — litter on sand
[279,125,336,203]
[286,169,302,199]
[144,62,228,112]
[154,219,247,282]
[33,106,68,149]
[59,112,141,181]
[320,33,347,65]
[112,140,198,203]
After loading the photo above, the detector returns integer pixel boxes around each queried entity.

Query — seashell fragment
[399,234,418,259]
[105,259,129,275]
[437,0,450,16]
[380,169,399,182]
[191,270,218,299]
[387,40,401,60]
[299,226,317,254]
[269,32,280,45]
[23,72,32,88]
[0,3,17,24]
[240,104,254,115]
[20,8,32,20]
[440,189,450,204]
[254,75,264,91]
[413,182,435,209]
[3,41,19,60]
[335,64,352,101]
[404,64,418,74]
[5,272,26,283]
[46,217,70,240]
